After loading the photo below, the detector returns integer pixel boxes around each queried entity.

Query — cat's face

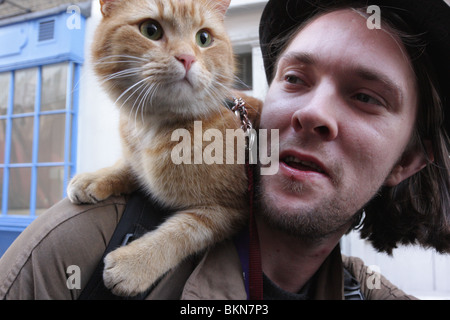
[93,0,234,119]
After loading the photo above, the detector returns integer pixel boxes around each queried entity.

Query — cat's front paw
[103,245,160,297]
[67,173,113,204]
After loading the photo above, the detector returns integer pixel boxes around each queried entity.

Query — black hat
[259,0,450,132]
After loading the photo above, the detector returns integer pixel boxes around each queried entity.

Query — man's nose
[291,84,339,141]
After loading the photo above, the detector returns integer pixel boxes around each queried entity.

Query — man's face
[258,9,419,239]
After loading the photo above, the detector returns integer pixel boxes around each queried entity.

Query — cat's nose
[176,54,196,73]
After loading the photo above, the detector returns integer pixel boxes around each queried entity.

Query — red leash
[246,162,263,300]
[230,97,263,300]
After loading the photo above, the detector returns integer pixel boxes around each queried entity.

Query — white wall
[341,232,450,299]
[77,0,122,174]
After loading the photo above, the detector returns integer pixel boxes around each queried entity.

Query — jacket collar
[181,239,344,300]
[310,244,344,299]
[181,240,247,299]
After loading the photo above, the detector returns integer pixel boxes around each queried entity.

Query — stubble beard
[253,135,397,243]
[255,173,364,244]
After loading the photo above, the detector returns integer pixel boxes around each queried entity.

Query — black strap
[78,190,172,300]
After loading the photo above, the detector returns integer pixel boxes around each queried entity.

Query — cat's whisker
[133,81,153,126]
[139,83,156,124]
[232,76,251,92]
[94,55,147,77]
[95,61,143,68]
[210,73,235,92]
[127,81,150,124]
[148,82,161,107]
[95,54,147,64]
[114,77,150,110]
[199,85,229,128]
[138,86,148,124]
[101,68,142,84]
[140,82,160,122]
[127,75,159,126]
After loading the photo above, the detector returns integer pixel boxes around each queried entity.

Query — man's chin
[256,177,356,241]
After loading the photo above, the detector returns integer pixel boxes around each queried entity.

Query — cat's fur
[67,0,261,296]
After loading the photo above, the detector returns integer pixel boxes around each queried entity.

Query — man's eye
[354,93,383,106]
[284,75,304,85]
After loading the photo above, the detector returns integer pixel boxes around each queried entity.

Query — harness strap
[78,190,171,300]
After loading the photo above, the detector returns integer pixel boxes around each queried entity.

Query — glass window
[13,68,37,114]
[8,167,31,216]
[0,72,9,116]
[234,52,253,91]
[10,117,34,164]
[36,166,64,214]
[38,113,67,163]
[41,63,68,111]
[0,119,6,163]
[0,62,79,217]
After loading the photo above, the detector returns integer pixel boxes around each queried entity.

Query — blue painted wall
[0,8,86,72]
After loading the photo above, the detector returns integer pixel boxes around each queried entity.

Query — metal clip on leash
[231,97,257,164]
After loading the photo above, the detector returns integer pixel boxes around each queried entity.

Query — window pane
[0,120,5,163]
[14,68,37,114]
[36,166,64,214]
[234,53,253,90]
[10,117,34,163]
[0,169,3,214]
[41,63,68,112]
[0,72,10,116]
[38,114,66,163]
[8,167,31,215]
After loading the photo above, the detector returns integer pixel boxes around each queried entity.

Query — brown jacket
[0,196,416,300]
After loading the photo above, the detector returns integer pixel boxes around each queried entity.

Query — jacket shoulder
[342,255,418,300]
[0,196,127,299]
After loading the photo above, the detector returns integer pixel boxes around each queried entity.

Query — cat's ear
[99,0,119,17]
[215,0,231,17]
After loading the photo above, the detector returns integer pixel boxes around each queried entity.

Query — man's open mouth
[281,154,328,176]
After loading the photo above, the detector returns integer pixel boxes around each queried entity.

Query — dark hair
[268,5,450,254]
[355,8,450,254]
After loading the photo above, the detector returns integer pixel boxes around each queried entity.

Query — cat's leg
[103,205,245,296]
[67,159,138,204]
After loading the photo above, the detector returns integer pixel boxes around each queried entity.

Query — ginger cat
[67,0,261,296]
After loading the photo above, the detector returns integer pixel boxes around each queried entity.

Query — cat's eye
[140,20,163,41]
[196,29,213,48]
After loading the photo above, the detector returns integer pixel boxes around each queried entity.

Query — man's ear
[385,140,434,187]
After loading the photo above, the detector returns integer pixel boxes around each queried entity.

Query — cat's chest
[128,125,175,162]
[122,117,246,207]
